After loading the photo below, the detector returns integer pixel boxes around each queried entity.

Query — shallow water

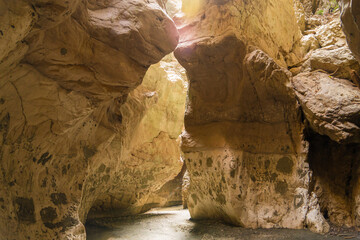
[86,206,358,240]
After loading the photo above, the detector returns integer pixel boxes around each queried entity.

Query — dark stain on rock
[50,193,67,205]
[14,197,35,223]
[191,194,198,205]
[102,175,110,182]
[265,159,270,169]
[206,157,213,167]
[83,146,96,160]
[216,194,226,204]
[40,207,57,223]
[297,169,307,178]
[41,178,47,188]
[0,98,5,104]
[60,48,67,55]
[230,169,236,178]
[78,184,82,190]
[275,181,288,195]
[276,156,293,174]
[0,30,3,36]
[62,165,67,175]
[43,214,79,232]
[35,152,52,165]
[270,173,278,181]
[250,175,256,182]
[98,164,106,173]
[8,180,16,186]
[0,113,10,144]
[294,194,304,209]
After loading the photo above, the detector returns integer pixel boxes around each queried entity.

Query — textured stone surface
[177,0,303,67]
[341,0,360,62]
[176,45,326,230]
[302,46,360,79]
[174,0,327,229]
[292,72,360,144]
[294,0,306,33]
[301,34,320,54]
[0,1,185,239]
[307,130,360,228]
[314,17,347,48]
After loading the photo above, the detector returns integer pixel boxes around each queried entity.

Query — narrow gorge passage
[1,0,360,240]
[86,206,354,240]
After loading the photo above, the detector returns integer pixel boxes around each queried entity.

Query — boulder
[302,46,360,79]
[292,72,360,143]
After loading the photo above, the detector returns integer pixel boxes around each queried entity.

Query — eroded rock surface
[293,72,360,144]
[340,0,360,61]
[174,0,329,232]
[0,1,185,239]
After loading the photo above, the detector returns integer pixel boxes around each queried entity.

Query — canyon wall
[0,1,186,239]
[174,0,323,231]
[175,0,360,233]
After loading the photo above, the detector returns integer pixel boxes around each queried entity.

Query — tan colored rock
[0,0,183,239]
[305,193,330,234]
[294,0,307,33]
[145,162,187,209]
[182,168,190,209]
[87,53,187,218]
[176,0,303,68]
[175,20,324,229]
[340,0,360,62]
[302,46,360,79]
[314,16,347,48]
[292,72,360,143]
[301,34,320,53]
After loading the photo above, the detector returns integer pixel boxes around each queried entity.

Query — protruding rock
[292,72,360,143]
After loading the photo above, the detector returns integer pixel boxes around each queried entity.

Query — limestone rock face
[174,1,328,230]
[302,46,360,79]
[86,54,187,218]
[293,72,360,143]
[294,0,307,33]
[340,0,360,62]
[177,0,303,67]
[314,17,347,48]
[0,1,184,239]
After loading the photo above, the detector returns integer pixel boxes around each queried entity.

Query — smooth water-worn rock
[174,0,329,232]
[0,1,185,239]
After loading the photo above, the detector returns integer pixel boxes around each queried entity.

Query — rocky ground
[86,206,360,240]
